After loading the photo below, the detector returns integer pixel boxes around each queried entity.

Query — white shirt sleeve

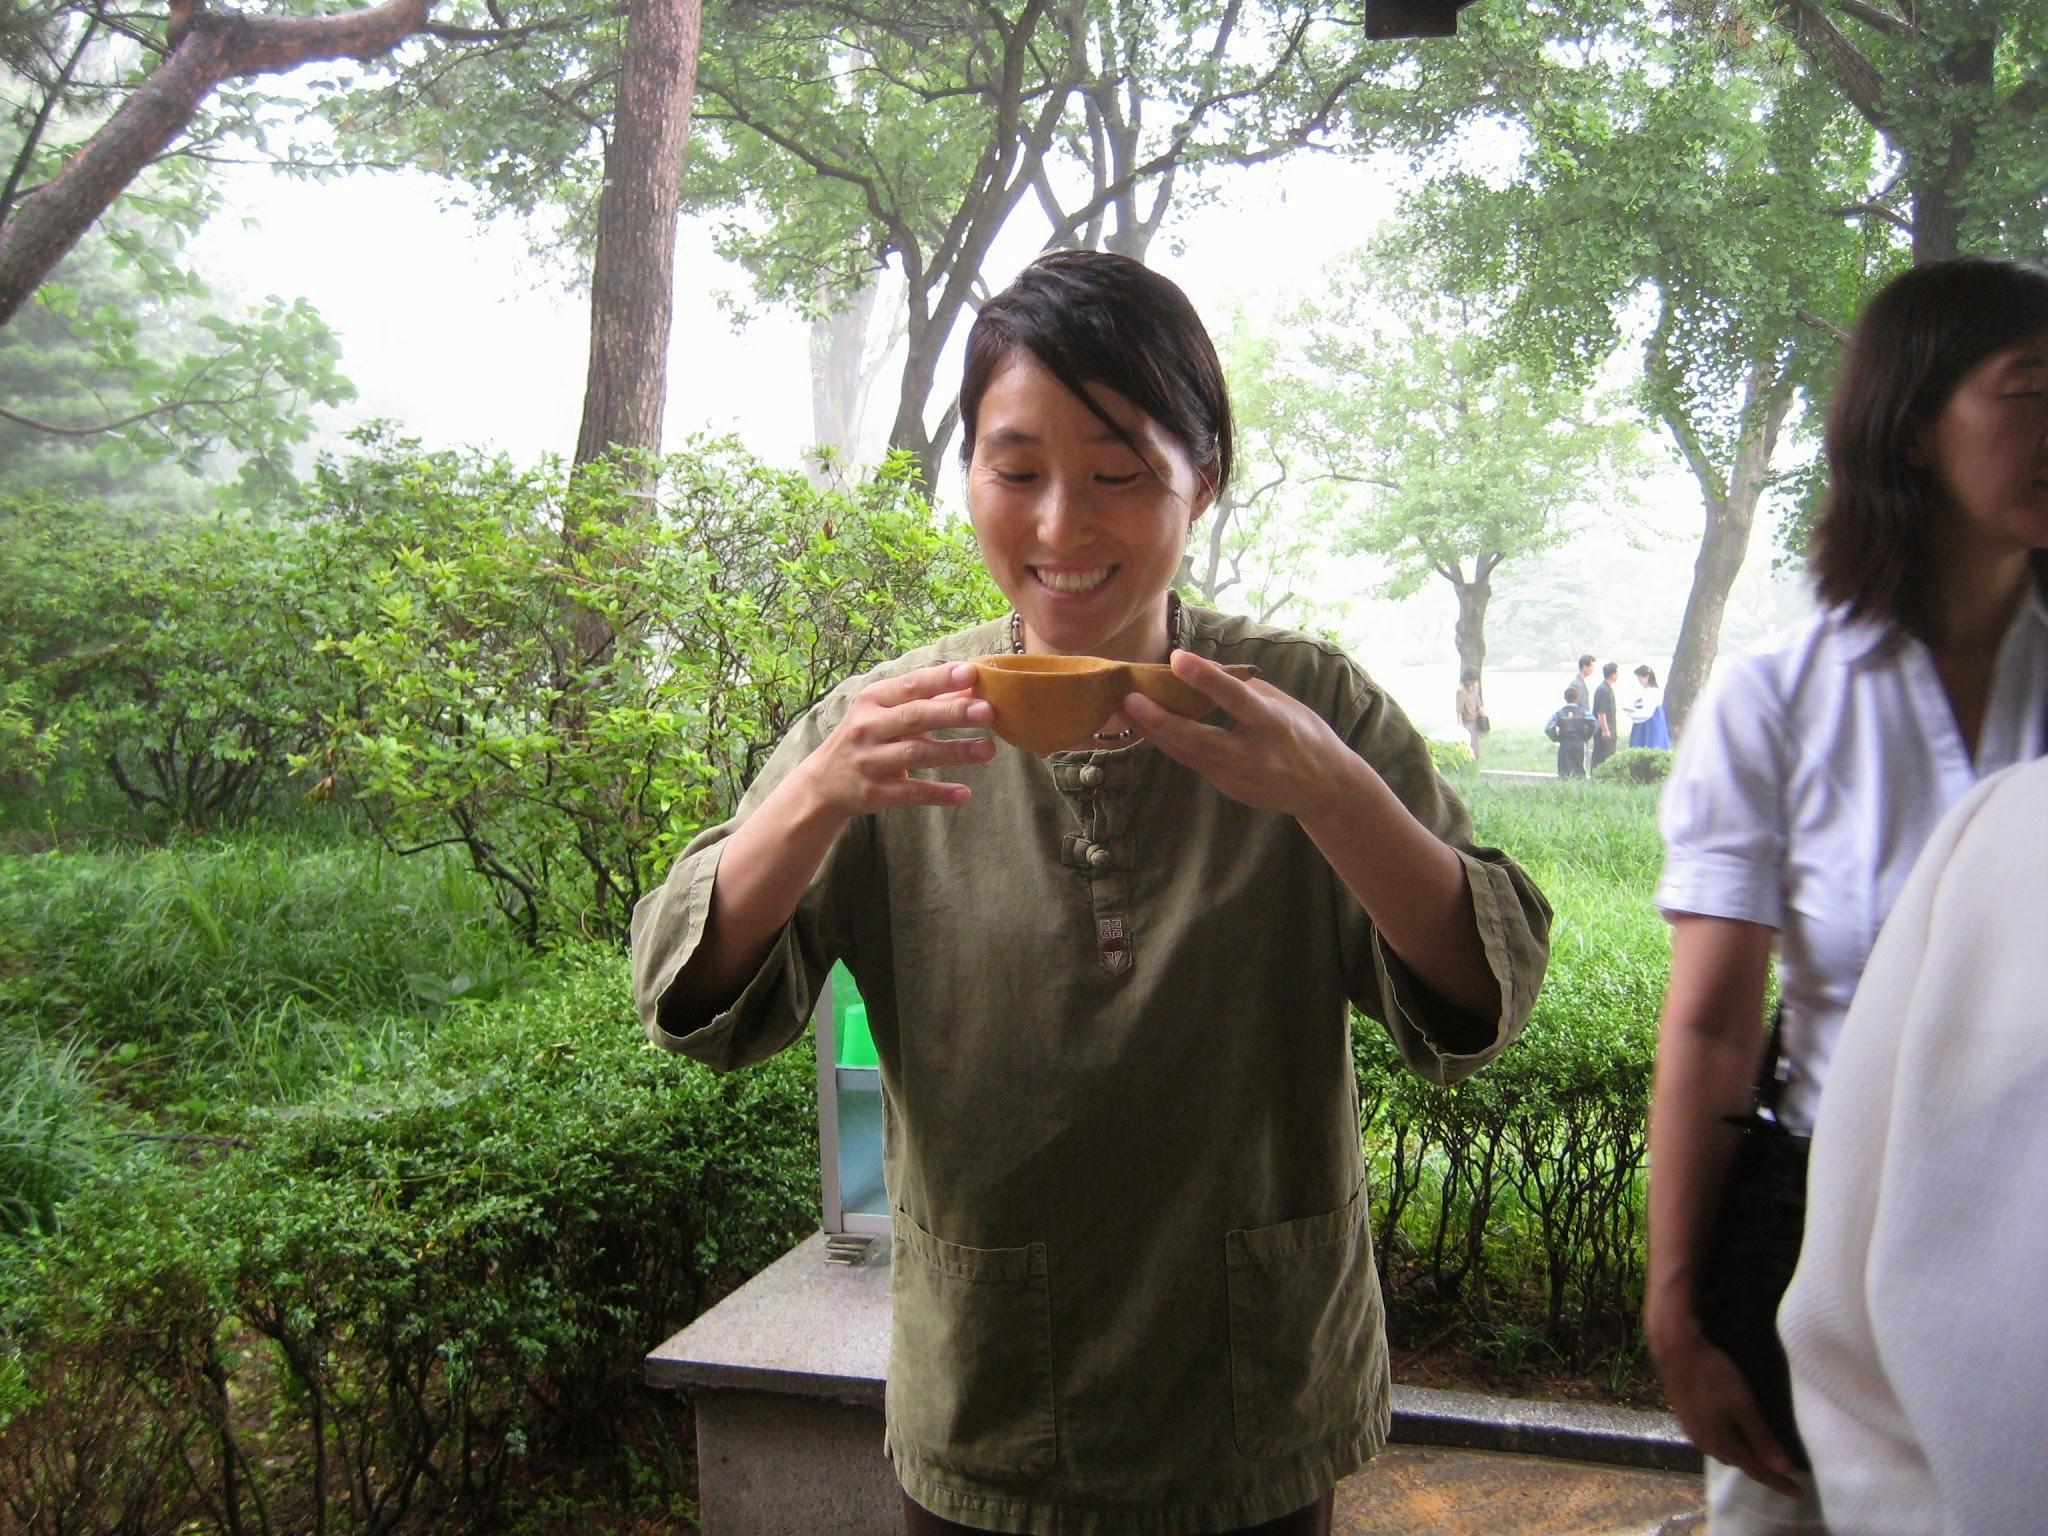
[1655,655,1789,928]
[1780,758,2048,1536]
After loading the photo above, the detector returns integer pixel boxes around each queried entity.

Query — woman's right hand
[801,661,996,816]
[1647,1305,1804,1498]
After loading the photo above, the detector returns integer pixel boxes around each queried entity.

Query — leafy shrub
[1426,736,1474,775]
[0,496,357,827]
[0,957,819,1533]
[309,432,1005,944]
[1594,746,1675,785]
[1359,779,1669,1366]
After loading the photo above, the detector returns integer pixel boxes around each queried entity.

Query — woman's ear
[1190,469,1218,523]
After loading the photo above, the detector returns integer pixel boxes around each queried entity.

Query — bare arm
[1645,914,1803,1495]
[653,662,995,1033]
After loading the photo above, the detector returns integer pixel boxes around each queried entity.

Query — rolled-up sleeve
[629,697,870,1072]
[1337,675,1553,1085]
[1655,655,1788,928]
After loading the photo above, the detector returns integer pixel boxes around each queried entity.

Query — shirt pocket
[887,1206,1057,1478]
[1223,1184,1382,1460]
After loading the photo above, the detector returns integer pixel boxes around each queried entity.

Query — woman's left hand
[1122,650,1357,821]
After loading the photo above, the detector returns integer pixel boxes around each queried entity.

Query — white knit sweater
[1778,754,2048,1536]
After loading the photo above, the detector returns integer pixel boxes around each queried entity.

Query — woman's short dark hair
[1635,665,1657,685]
[1812,257,2048,632]
[959,250,1234,499]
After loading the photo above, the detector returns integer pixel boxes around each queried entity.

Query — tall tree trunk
[807,275,881,480]
[891,311,950,490]
[1445,558,1494,684]
[566,0,701,673]
[1175,494,1238,601]
[1909,21,1994,265]
[571,0,702,471]
[1662,367,1792,736]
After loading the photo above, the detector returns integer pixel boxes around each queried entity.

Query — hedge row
[0,958,818,1535]
[1357,950,1659,1365]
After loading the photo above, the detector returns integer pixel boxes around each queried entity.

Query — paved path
[1335,1445,1704,1535]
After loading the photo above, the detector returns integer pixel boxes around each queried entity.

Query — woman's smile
[1032,564,1117,596]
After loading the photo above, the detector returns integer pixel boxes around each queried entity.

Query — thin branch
[0,386,280,436]
[1831,0,1912,37]
[1828,198,1914,235]
[1773,0,1888,130]
[420,10,609,44]
[115,1131,256,1150]
[1794,306,1853,346]
[1,10,101,231]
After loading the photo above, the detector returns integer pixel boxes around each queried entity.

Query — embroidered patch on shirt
[1096,914,1132,974]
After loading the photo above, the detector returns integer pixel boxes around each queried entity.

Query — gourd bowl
[973,655,1258,755]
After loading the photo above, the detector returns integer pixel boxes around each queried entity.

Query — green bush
[309,432,1004,944]
[0,496,357,828]
[0,956,819,1533]
[1426,737,1474,775]
[1594,746,1675,785]
[1359,779,1668,1366]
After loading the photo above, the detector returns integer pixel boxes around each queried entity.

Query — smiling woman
[628,250,1553,1536]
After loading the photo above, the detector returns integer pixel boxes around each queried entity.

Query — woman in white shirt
[1623,665,1671,750]
[1780,756,2048,1536]
[1646,257,2048,1534]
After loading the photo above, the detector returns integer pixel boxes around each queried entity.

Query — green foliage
[1425,736,1474,776]
[1182,310,1348,633]
[312,432,1004,944]
[1398,0,2048,569]
[1288,253,1645,606]
[0,1032,101,1237]
[0,956,820,1532]
[1594,747,1675,785]
[6,15,353,504]
[0,833,528,1109]
[1360,779,1670,1365]
[2,246,355,508]
[0,495,354,827]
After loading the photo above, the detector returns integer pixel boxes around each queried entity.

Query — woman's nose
[1033,479,1098,550]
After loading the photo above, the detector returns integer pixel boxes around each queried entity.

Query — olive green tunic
[630,605,1551,1536]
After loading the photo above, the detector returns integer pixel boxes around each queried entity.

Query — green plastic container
[830,962,878,1067]
[839,1001,878,1067]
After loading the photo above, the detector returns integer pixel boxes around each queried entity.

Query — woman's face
[966,349,1211,662]
[1924,329,2048,556]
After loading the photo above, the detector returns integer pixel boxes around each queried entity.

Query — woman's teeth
[1035,566,1113,594]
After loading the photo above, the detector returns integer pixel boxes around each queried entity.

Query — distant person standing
[1624,665,1672,749]
[1545,686,1598,779]
[1566,655,1599,773]
[1591,662,1620,771]
[1455,669,1487,760]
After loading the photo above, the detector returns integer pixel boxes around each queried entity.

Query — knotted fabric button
[1086,843,1112,869]
[1079,765,1105,788]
